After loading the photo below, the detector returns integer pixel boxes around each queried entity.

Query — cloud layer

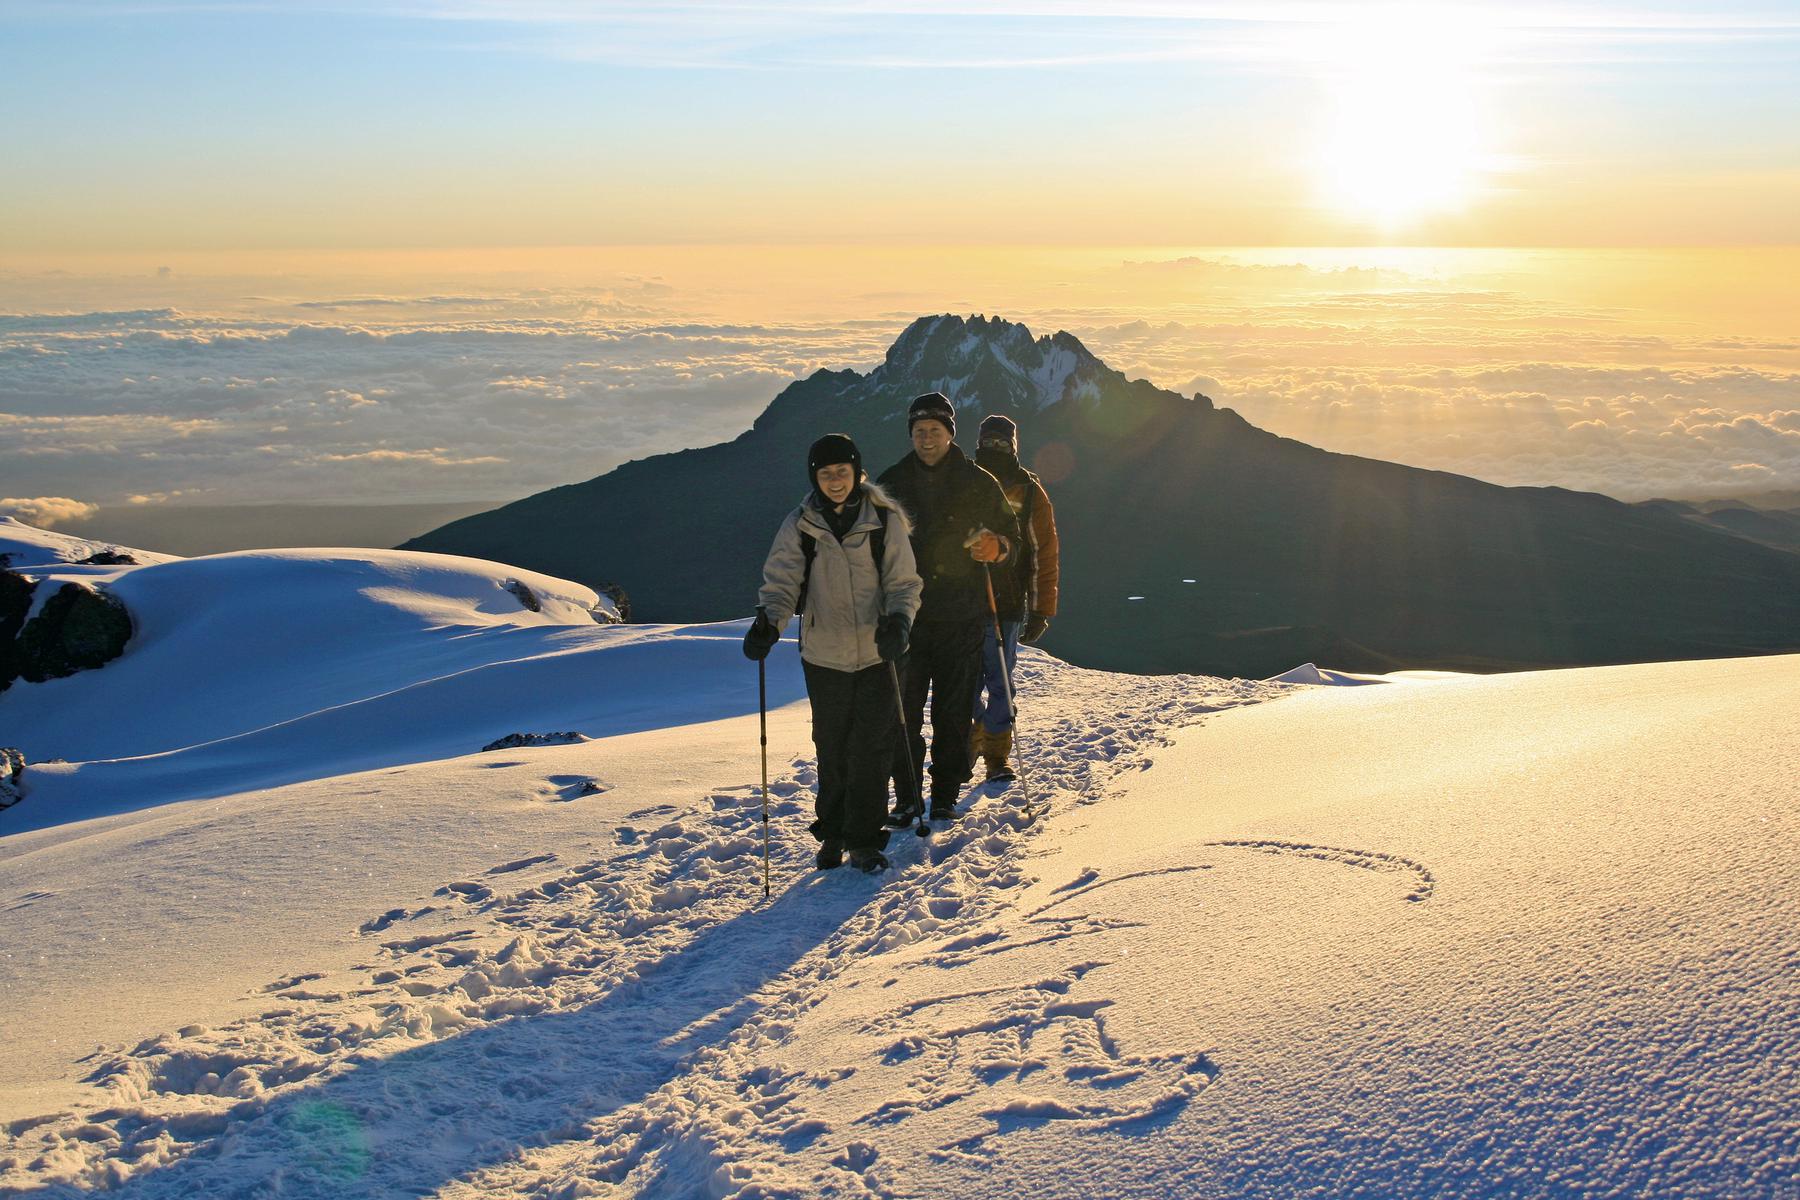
[2,255,1796,514]
[1073,282,1800,502]
[0,297,901,508]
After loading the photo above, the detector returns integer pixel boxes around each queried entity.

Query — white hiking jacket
[757,483,923,673]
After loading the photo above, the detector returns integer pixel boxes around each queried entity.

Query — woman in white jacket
[744,434,923,873]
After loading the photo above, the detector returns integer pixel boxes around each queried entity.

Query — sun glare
[1310,6,1499,230]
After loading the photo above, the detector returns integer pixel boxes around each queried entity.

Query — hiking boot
[884,801,922,829]
[929,803,956,821]
[815,840,844,870]
[984,727,1015,781]
[849,849,890,874]
[968,721,988,766]
[930,777,961,811]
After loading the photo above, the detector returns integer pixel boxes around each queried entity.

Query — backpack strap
[793,516,887,617]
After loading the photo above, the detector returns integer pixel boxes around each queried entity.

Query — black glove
[743,608,780,661]
[875,613,910,662]
[1021,612,1050,644]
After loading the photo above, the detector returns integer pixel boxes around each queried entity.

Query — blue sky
[3,1,1797,251]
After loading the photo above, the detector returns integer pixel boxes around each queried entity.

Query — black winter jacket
[877,444,1021,624]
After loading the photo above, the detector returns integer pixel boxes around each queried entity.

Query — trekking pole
[983,565,1036,814]
[758,651,771,898]
[888,661,930,838]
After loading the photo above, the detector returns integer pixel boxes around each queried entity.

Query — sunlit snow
[1,519,1793,1199]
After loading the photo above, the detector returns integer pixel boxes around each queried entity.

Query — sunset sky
[4,0,1797,252]
[1,2,1796,522]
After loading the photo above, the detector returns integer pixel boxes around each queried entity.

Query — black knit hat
[907,392,956,436]
[807,432,862,481]
[978,414,1018,452]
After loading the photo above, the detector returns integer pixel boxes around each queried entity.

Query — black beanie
[978,414,1018,452]
[807,432,862,482]
[907,392,956,437]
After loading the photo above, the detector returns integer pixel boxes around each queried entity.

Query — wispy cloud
[31,1,1791,69]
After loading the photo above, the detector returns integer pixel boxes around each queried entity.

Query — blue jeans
[972,620,1021,734]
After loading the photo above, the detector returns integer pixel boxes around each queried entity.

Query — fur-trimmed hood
[799,479,913,538]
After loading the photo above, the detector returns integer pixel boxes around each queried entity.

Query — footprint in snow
[487,853,557,875]
[856,965,1219,1154]
[1206,839,1436,902]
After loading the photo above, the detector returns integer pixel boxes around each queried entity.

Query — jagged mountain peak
[874,313,1113,413]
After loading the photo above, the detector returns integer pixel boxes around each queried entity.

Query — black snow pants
[803,659,897,854]
[893,617,985,808]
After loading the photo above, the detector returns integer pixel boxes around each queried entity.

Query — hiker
[744,433,922,874]
[876,393,1021,822]
[970,414,1060,782]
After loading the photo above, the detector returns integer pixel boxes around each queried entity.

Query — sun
[1309,6,1500,230]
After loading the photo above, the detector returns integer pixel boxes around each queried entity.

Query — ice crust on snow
[1,517,1795,1200]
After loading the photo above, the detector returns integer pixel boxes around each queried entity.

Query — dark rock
[594,583,630,624]
[503,579,542,612]
[15,582,134,683]
[0,747,23,810]
[76,550,139,566]
[480,732,591,753]
[1,570,34,691]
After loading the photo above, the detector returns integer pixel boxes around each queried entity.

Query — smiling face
[815,461,857,505]
[911,419,952,466]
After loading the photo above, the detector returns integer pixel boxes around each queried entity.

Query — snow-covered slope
[1,523,637,827]
[2,518,1794,1199]
[0,516,180,572]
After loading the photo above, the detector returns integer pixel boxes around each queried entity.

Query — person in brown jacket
[969,414,1060,782]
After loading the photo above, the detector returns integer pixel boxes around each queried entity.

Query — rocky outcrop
[503,579,543,612]
[480,732,590,753]
[595,584,629,624]
[15,582,134,684]
[1,570,36,691]
[76,550,139,566]
[0,748,23,810]
[506,577,629,623]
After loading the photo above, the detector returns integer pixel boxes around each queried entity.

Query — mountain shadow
[404,314,1800,677]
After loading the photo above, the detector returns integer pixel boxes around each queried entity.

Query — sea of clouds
[2,258,1795,531]
[1078,303,1799,504]
[0,297,901,520]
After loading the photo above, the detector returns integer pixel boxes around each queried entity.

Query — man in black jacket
[878,392,1021,821]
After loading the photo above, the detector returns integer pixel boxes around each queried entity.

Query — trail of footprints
[2,660,1428,1195]
[3,772,822,1190]
[434,664,1285,1199]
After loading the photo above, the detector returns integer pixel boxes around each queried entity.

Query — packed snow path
[2,654,1283,1197]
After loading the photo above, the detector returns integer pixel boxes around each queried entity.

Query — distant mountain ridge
[1636,498,1800,554]
[404,314,1800,676]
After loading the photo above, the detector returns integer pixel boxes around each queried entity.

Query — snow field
[7,522,1796,1199]
[2,645,1288,1197]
